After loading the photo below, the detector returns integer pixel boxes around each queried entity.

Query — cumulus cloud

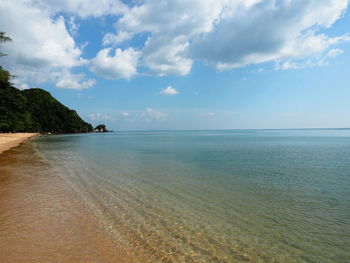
[1,0,349,86]
[0,0,93,89]
[142,38,192,76]
[159,85,179,95]
[90,48,140,79]
[0,1,84,68]
[0,0,128,89]
[113,0,225,76]
[32,0,128,18]
[104,0,349,75]
[190,0,350,70]
[53,71,96,90]
[103,31,133,46]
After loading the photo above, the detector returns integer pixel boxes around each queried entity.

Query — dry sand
[0,133,37,154]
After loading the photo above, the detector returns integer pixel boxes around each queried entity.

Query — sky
[0,0,350,130]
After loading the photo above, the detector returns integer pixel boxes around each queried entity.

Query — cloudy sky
[1,0,349,130]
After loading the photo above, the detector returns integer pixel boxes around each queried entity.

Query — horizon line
[106,127,350,133]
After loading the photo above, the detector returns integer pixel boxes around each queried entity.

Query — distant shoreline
[0,133,38,154]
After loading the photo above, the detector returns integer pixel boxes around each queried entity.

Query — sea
[2,129,350,262]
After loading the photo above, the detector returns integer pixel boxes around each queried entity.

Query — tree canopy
[94,124,108,132]
[0,31,11,57]
[0,84,93,133]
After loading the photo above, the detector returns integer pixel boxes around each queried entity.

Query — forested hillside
[0,66,93,133]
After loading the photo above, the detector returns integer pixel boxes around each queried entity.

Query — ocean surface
[13,129,350,262]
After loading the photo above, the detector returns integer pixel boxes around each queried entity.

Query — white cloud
[190,0,349,70]
[103,31,133,46]
[143,108,167,120]
[114,0,226,76]
[122,112,130,117]
[88,113,118,122]
[53,71,96,90]
[0,0,129,89]
[159,85,179,95]
[90,48,140,79]
[0,0,91,89]
[32,0,128,18]
[67,16,79,36]
[1,0,349,86]
[142,38,193,76]
[11,79,31,90]
[106,0,349,76]
[1,1,84,68]
[325,48,344,58]
[275,61,303,70]
[275,48,345,70]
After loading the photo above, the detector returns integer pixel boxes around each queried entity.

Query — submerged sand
[0,137,137,262]
[0,133,37,154]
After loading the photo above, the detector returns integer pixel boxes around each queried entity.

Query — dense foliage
[94,124,108,132]
[0,31,11,57]
[0,68,93,133]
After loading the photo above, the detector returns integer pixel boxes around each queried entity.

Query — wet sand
[0,139,137,262]
[0,133,37,154]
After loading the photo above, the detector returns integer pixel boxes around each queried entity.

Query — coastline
[0,133,38,154]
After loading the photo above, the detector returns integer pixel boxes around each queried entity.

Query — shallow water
[0,140,136,262]
[4,129,350,262]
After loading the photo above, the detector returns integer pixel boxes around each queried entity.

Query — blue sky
[1,0,350,130]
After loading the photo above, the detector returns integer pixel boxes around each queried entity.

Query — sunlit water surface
[32,129,350,262]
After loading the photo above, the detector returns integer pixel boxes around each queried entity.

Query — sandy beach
[0,133,37,154]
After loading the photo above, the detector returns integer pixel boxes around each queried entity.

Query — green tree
[0,32,12,83]
[0,31,12,57]
[95,124,108,132]
[0,66,11,85]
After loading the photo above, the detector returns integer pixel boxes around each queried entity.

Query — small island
[94,124,109,133]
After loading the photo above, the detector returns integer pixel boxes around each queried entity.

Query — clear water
[33,129,350,262]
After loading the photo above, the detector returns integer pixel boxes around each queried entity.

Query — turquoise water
[33,129,350,262]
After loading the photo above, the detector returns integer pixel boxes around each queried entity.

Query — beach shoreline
[0,133,38,154]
